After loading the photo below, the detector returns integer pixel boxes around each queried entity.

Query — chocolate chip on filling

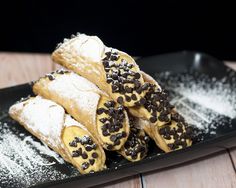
[69,135,98,169]
[44,69,70,81]
[102,50,147,105]
[97,99,127,150]
[82,162,90,170]
[124,116,149,160]
[158,113,193,150]
[141,84,174,124]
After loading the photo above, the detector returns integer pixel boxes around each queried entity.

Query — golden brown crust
[33,71,130,151]
[129,71,193,152]
[118,114,149,162]
[52,34,149,108]
[9,96,106,174]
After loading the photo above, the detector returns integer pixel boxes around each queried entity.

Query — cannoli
[9,96,106,174]
[33,70,130,151]
[129,72,193,152]
[118,114,149,162]
[52,33,149,107]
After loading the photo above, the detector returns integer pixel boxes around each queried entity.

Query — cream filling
[96,96,129,150]
[62,126,104,173]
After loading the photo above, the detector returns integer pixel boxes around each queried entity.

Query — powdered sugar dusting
[48,73,101,125]
[156,69,236,134]
[58,33,105,63]
[9,96,65,149]
[0,122,79,188]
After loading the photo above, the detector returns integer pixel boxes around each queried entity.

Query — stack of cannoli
[9,33,193,174]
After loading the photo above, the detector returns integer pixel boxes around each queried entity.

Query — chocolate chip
[97,108,104,115]
[121,72,129,78]
[134,80,141,89]
[77,148,82,155]
[109,109,117,117]
[89,159,95,165]
[109,101,116,107]
[69,140,77,147]
[112,73,118,80]
[81,136,91,145]
[92,152,98,158]
[82,152,88,159]
[139,98,146,105]
[85,145,93,151]
[131,153,137,160]
[112,85,119,92]
[136,87,143,94]
[87,138,93,145]
[117,96,124,104]
[141,83,149,90]
[114,126,120,132]
[103,61,109,67]
[75,137,81,143]
[134,73,141,79]
[121,131,127,138]
[88,139,94,145]
[72,150,80,157]
[110,55,119,61]
[114,139,121,145]
[159,128,165,135]
[163,134,171,140]
[99,118,108,123]
[181,141,187,148]
[116,133,123,139]
[105,51,112,57]
[106,144,113,150]
[102,130,110,136]
[134,101,140,106]
[125,95,131,102]
[119,85,125,94]
[47,74,55,81]
[92,143,97,149]
[110,135,117,142]
[129,71,135,76]
[107,78,113,83]
[117,105,124,112]
[127,63,133,68]
[101,124,108,131]
[167,143,174,149]
[109,61,115,67]
[104,102,112,108]
[144,136,150,143]
[186,127,192,135]
[158,115,166,122]
[82,162,90,170]
[149,116,157,123]
[177,127,183,133]
[134,146,140,153]
[105,68,110,72]
[151,111,157,117]
[117,123,123,128]
[125,142,131,149]
[125,86,133,93]
[109,126,115,133]
[171,114,179,121]
[131,94,137,100]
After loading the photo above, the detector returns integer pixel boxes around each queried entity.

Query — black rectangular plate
[0,51,236,188]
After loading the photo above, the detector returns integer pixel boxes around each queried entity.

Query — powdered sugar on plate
[155,68,236,136]
[0,121,79,188]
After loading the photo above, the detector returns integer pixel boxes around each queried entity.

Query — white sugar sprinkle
[0,122,79,188]
[156,70,236,132]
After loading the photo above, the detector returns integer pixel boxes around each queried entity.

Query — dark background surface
[0,1,235,60]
